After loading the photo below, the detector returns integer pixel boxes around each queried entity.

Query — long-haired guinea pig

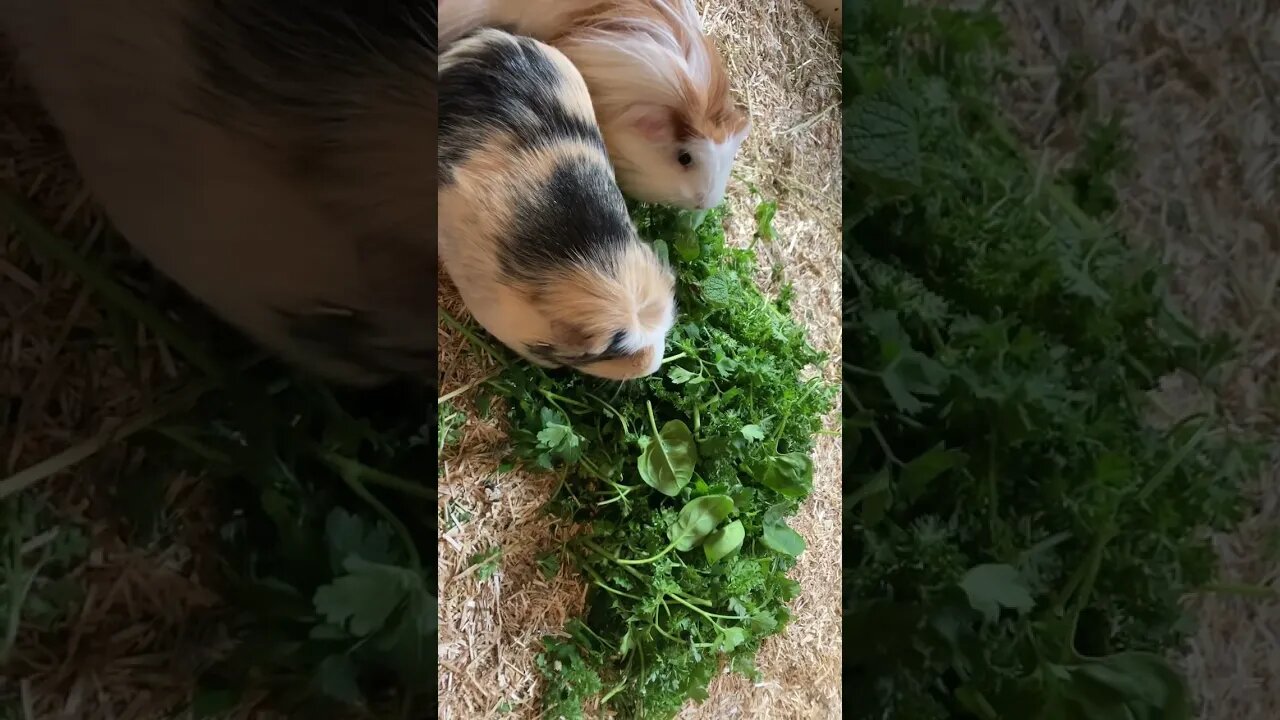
[439,28,675,381]
[0,0,438,386]
[440,0,750,211]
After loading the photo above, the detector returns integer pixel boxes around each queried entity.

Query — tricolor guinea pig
[440,0,751,211]
[439,28,675,381]
[1,0,439,386]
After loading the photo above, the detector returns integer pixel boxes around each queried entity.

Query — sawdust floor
[995,1,1280,717]
[437,2,843,718]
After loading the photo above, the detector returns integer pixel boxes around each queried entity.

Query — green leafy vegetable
[470,546,502,582]
[447,200,833,718]
[844,80,923,191]
[843,3,1257,719]
[704,520,745,564]
[638,411,698,497]
[959,564,1034,623]
[757,452,814,499]
[313,560,412,637]
[754,200,778,243]
[760,504,806,557]
[668,495,734,552]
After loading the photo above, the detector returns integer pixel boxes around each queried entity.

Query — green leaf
[899,444,968,503]
[537,551,561,581]
[1069,652,1190,719]
[638,419,698,496]
[699,273,735,306]
[669,366,700,384]
[619,627,636,656]
[719,626,748,652]
[959,564,1035,623]
[470,546,502,581]
[536,413,583,463]
[674,215,702,261]
[755,201,778,242]
[749,611,779,634]
[848,467,893,528]
[312,560,415,638]
[757,452,814,499]
[325,508,396,574]
[761,504,806,557]
[716,356,738,376]
[740,424,766,441]
[845,80,923,191]
[668,495,735,551]
[704,520,745,564]
[315,654,363,704]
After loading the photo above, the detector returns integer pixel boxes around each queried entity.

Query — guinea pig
[0,0,438,386]
[439,28,675,381]
[439,0,750,211]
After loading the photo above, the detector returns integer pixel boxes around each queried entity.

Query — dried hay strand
[0,35,230,720]
[994,1,1280,718]
[436,1,842,718]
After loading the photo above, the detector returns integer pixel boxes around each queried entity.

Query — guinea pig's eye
[677,150,693,167]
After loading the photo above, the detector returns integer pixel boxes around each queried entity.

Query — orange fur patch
[558,0,749,143]
[533,241,673,353]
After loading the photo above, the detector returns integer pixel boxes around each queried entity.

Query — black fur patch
[500,159,633,280]
[606,330,630,354]
[185,1,436,113]
[438,30,607,183]
[525,333,633,368]
[182,0,437,180]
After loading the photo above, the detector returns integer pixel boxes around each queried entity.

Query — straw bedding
[992,1,1280,717]
[438,1,842,718]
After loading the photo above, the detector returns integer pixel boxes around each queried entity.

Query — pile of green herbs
[164,372,435,717]
[442,201,835,719]
[0,188,435,718]
[843,3,1256,719]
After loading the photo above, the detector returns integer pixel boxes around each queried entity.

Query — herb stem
[845,389,902,465]
[579,564,642,601]
[334,461,422,571]
[665,593,742,623]
[986,439,999,548]
[579,539,651,584]
[1136,417,1210,502]
[0,381,212,501]
[598,681,628,705]
[614,538,679,566]
[584,392,631,434]
[541,390,592,410]
[1059,518,1118,663]
[317,451,430,500]
[438,308,508,365]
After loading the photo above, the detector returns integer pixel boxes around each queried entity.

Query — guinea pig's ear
[621,103,676,143]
